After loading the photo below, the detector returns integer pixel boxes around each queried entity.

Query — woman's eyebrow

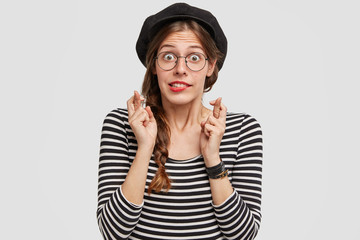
[189,45,205,52]
[188,45,205,52]
[158,44,175,51]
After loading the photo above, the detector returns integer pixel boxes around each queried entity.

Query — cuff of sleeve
[119,185,144,209]
[212,188,237,210]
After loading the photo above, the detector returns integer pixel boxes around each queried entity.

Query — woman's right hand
[127,91,157,150]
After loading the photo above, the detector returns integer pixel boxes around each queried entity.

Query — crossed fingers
[209,97,226,119]
[201,97,227,137]
[127,90,153,126]
[127,90,144,115]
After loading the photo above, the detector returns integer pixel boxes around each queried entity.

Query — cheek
[194,73,207,88]
[156,72,169,90]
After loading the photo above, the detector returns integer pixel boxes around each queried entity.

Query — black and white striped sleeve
[97,109,143,240]
[214,114,263,240]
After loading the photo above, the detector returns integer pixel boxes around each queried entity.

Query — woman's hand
[127,91,157,151]
[200,97,227,167]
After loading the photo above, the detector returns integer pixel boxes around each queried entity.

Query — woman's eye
[163,54,175,61]
[189,54,200,62]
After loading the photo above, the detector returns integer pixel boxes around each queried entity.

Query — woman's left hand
[200,97,227,167]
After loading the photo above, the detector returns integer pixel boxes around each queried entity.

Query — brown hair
[141,20,223,194]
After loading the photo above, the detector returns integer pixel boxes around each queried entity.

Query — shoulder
[226,112,261,128]
[104,108,128,122]
[101,108,129,130]
[225,112,262,137]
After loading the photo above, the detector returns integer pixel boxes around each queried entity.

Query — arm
[201,98,234,205]
[213,114,263,239]
[97,109,143,240]
[97,92,157,240]
[121,91,157,204]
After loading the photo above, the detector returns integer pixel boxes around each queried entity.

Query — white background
[1,0,359,239]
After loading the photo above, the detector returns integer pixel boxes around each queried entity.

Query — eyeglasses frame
[154,52,209,72]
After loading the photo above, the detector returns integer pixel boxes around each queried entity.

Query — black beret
[136,3,227,71]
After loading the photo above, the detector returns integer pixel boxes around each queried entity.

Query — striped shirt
[97,108,263,240]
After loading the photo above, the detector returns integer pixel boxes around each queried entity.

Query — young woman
[97,3,263,240]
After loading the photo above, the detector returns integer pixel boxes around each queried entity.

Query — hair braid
[144,87,172,194]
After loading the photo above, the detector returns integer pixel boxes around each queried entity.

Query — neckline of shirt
[167,154,203,163]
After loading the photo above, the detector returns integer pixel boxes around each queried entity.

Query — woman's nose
[175,57,188,75]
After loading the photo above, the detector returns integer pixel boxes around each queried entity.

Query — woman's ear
[206,59,217,77]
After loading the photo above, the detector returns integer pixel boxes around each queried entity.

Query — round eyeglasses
[154,52,209,72]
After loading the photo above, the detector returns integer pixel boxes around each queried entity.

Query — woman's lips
[168,81,191,92]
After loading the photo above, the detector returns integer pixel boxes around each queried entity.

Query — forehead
[159,30,204,50]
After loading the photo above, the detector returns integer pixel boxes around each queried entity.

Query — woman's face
[154,30,216,107]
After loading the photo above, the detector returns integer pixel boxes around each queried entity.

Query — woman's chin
[162,94,201,107]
